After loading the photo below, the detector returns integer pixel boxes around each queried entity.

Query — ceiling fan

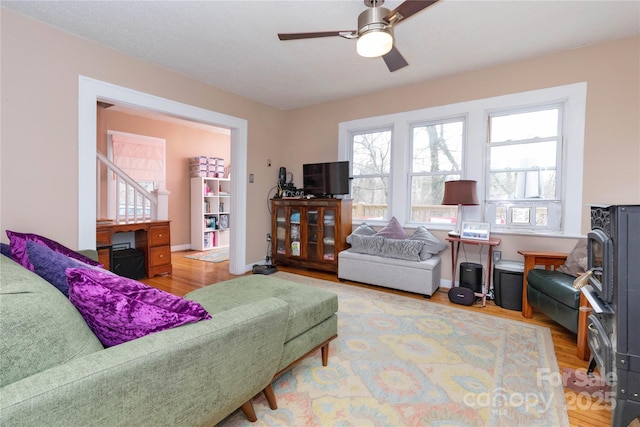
[278,0,439,72]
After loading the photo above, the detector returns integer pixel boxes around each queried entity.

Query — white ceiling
[3,0,639,110]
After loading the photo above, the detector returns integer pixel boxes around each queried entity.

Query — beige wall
[96,109,230,247]
[1,9,285,265]
[283,36,640,277]
[2,8,638,280]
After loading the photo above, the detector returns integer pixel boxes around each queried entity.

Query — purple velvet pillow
[374,216,409,239]
[26,240,103,297]
[6,230,102,271]
[67,268,212,347]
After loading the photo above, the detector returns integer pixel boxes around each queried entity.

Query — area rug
[184,247,229,263]
[219,272,569,426]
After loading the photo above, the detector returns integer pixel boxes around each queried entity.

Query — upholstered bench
[338,249,441,297]
[186,273,338,378]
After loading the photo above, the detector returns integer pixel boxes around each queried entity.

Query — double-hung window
[350,128,392,221]
[409,118,465,224]
[485,105,563,232]
[339,83,585,236]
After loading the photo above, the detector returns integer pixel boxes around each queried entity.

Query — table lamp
[442,180,479,237]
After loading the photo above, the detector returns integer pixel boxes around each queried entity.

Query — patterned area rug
[220,272,569,426]
[184,247,229,263]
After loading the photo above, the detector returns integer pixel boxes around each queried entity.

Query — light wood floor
[142,251,613,427]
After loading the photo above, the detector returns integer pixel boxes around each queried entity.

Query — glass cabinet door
[290,208,301,257]
[306,208,318,260]
[275,206,287,255]
[322,207,337,261]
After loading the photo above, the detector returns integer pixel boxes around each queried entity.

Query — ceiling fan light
[357,29,393,58]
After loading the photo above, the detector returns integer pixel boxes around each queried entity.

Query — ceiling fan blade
[384,0,439,25]
[382,45,408,72]
[278,31,355,41]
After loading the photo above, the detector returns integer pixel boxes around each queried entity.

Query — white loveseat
[337,219,445,297]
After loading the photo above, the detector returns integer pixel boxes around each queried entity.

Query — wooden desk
[96,220,172,278]
[446,236,501,307]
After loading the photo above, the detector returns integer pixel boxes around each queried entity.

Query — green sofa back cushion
[0,256,104,387]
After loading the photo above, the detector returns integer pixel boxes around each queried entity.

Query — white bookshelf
[190,177,231,251]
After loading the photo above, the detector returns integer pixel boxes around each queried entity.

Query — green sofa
[0,255,298,426]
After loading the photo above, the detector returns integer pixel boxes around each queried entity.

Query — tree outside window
[350,129,391,221]
[410,119,465,224]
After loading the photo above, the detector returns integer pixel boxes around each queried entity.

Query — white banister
[96,152,169,223]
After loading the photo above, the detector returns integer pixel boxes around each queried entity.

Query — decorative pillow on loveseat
[346,222,376,244]
[26,240,103,297]
[6,230,102,271]
[557,238,588,276]
[67,268,212,347]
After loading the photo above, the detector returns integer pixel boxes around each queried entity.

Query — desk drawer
[149,245,171,267]
[96,229,111,245]
[148,225,170,246]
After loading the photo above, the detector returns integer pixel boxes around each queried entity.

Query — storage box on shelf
[191,177,231,251]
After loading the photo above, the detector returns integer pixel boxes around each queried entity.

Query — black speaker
[459,262,483,293]
[278,167,287,186]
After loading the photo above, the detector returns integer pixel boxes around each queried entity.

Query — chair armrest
[518,250,568,318]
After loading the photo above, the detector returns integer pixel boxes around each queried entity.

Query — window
[410,118,465,224]
[107,131,166,220]
[338,83,586,236]
[485,105,563,231]
[350,129,392,221]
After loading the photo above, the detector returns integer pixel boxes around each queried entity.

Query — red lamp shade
[442,180,479,206]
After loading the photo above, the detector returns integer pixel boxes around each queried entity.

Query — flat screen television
[303,161,350,197]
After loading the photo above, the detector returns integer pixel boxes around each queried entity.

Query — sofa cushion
[186,275,338,343]
[6,230,102,271]
[67,268,211,347]
[346,222,376,244]
[26,240,103,297]
[0,256,104,388]
[408,226,447,260]
[527,269,580,309]
[374,216,408,239]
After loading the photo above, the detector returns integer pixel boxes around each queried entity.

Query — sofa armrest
[1,297,289,427]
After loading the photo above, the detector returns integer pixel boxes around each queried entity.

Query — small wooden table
[446,236,501,307]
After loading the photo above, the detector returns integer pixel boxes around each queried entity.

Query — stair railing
[96,152,169,223]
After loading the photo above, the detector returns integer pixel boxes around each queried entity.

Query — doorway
[78,76,248,275]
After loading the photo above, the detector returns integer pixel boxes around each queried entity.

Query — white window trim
[338,82,586,237]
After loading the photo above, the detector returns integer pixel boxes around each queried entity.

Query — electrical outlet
[493,250,502,263]
[266,233,271,242]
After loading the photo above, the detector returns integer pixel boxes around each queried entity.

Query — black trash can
[112,247,146,279]
[493,260,524,311]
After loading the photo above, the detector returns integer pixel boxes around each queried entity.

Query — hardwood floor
[142,251,613,427]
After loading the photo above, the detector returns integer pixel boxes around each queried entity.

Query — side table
[446,236,501,307]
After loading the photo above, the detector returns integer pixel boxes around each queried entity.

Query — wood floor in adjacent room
[141,251,612,427]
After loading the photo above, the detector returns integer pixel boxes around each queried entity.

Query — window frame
[338,82,586,236]
[485,103,565,232]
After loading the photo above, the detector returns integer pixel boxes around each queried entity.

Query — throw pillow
[67,268,212,347]
[379,238,423,262]
[349,234,386,255]
[346,222,377,244]
[6,230,102,271]
[374,216,408,240]
[26,240,103,297]
[0,242,12,259]
[409,226,448,260]
[557,238,588,276]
